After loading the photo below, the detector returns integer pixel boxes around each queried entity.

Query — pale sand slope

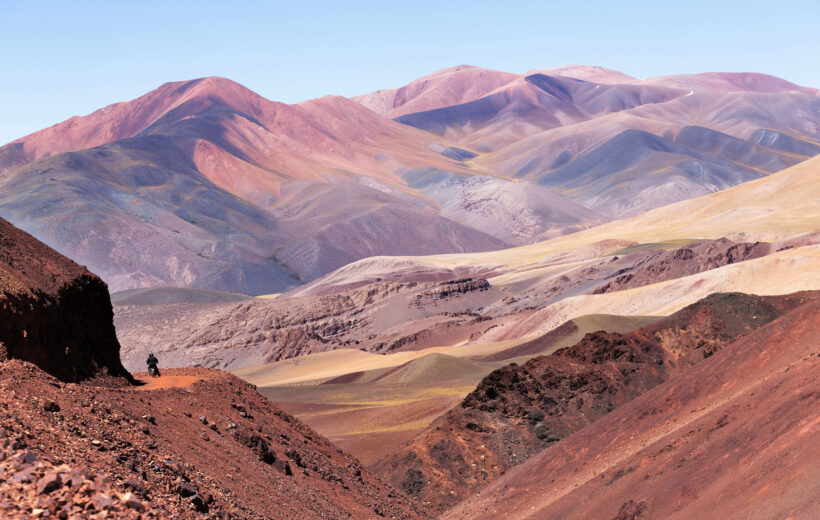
[233,315,652,388]
[506,243,820,338]
[238,241,820,387]
[258,382,478,466]
[232,338,530,387]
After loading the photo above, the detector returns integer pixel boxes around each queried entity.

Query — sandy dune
[232,339,529,387]
[260,382,476,466]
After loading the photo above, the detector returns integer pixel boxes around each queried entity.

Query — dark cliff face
[0,217,130,382]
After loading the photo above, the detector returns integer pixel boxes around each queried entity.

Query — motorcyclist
[146,353,160,377]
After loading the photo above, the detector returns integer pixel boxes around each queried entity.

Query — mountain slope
[446,295,820,520]
[640,71,820,95]
[343,160,818,292]
[352,65,518,119]
[536,128,765,217]
[392,151,820,276]
[393,73,685,152]
[0,78,518,292]
[381,68,819,218]
[2,67,818,294]
[401,169,602,243]
[372,292,815,512]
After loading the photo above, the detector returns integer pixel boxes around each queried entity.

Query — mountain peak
[529,65,637,84]
[166,75,257,99]
[0,76,276,169]
[352,65,517,117]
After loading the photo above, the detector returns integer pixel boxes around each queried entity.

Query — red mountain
[0,77,519,293]
[446,294,820,520]
[371,291,816,512]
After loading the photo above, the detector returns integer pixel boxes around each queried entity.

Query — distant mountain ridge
[1,66,818,293]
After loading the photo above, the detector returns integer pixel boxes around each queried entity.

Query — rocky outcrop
[115,277,504,370]
[373,291,818,513]
[592,239,770,294]
[0,217,129,382]
[412,278,490,308]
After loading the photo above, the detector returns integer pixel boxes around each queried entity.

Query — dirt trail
[132,370,205,390]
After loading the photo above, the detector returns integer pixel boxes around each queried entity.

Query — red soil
[373,291,818,513]
[0,364,428,519]
[132,373,203,391]
[447,297,820,519]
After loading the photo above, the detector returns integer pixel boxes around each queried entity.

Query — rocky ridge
[446,296,820,520]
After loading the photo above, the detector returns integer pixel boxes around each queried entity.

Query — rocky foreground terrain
[0,363,426,519]
[0,424,156,519]
[0,218,426,519]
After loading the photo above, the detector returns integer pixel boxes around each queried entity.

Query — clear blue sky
[1,0,818,144]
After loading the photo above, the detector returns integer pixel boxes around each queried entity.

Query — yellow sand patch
[233,337,533,387]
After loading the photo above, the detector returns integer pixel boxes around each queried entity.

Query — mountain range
[1,65,818,294]
[2,64,819,519]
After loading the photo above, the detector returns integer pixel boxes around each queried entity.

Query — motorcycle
[148,364,160,377]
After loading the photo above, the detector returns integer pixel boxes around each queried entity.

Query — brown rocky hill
[0,217,426,519]
[445,294,820,520]
[0,364,427,519]
[372,291,818,513]
[0,216,129,382]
